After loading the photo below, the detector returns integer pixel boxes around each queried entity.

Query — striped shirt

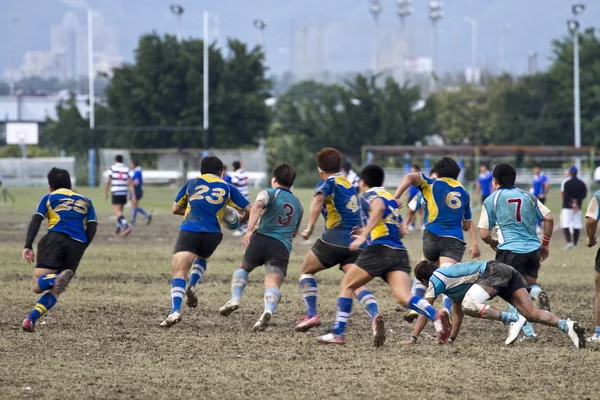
[109,163,130,195]
[231,169,249,198]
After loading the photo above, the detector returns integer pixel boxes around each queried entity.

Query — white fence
[0,157,76,187]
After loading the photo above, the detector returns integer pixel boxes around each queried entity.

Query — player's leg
[340,262,379,323]
[589,270,600,343]
[573,209,583,247]
[115,202,132,236]
[510,288,585,348]
[130,195,139,225]
[295,241,328,331]
[135,188,150,224]
[316,264,374,345]
[438,238,465,317]
[253,265,285,332]
[561,209,574,248]
[23,267,62,332]
[186,258,207,308]
[160,251,196,327]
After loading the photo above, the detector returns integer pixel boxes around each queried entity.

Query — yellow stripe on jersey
[177,193,189,207]
[421,181,438,223]
[325,194,342,229]
[47,199,61,229]
[53,188,75,196]
[437,178,463,188]
[201,173,225,183]
[334,175,353,189]
[372,221,389,240]
[216,204,226,225]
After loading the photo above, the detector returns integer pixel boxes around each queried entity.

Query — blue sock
[170,278,186,313]
[412,278,426,297]
[231,268,249,300]
[137,208,149,218]
[357,289,379,321]
[333,297,353,335]
[529,285,542,300]
[299,274,318,318]
[36,274,58,292]
[408,296,437,320]
[443,295,453,311]
[508,304,536,335]
[27,292,57,323]
[189,259,207,288]
[131,208,137,225]
[500,311,520,324]
[558,319,569,333]
[596,326,600,336]
[118,216,129,230]
[264,288,281,314]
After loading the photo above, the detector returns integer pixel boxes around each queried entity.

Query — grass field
[1,186,600,399]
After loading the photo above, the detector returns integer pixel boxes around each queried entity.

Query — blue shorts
[134,188,143,201]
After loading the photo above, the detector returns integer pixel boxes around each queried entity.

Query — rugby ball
[223,206,241,230]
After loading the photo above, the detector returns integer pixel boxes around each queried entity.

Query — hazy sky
[2,0,598,78]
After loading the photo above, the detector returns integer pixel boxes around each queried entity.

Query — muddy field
[1,186,599,399]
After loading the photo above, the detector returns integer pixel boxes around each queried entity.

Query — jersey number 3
[507,198,522,222]
[277,203,294,226]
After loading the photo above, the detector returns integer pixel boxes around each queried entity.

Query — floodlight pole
[170,4,185,42]
[370,0,382,75]
[87,9,96,187]
[203,11,210,156]
[569,3,585,172]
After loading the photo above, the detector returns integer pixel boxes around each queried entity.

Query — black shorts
[311,239,360,270]
[595,247,600,273]
[134,188,143,201]
[496,249,541,279]
[477,261,528,302]
[422,230,466,263]
[537,197,546,205]
[174,231,223,259]
[242,233,290,277]
[112,194,127,205]
[356,245,410,279]
[36,232,87,273]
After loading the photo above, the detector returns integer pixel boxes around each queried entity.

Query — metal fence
[0,157,76,187]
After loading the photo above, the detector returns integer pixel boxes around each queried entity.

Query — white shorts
[560,208,583,229]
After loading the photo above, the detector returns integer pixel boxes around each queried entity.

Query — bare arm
[479,228,498,251]
[468,223,480,258]
[393,172,422,199]
[462,219,471,232]
[586,217,598,247]
[301,194,325,239]
[128,177,136,201]
[349,197,385,251]
[104,176,112,200]
[540,213,553,262]
[242,202,265,247]
[543,181,550,197]
[172,203,185,216]
[405,209,416,226]
[239,205,252,224]
[450,301,464,341]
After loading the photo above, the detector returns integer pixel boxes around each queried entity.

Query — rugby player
[21,168,97,332]
[405,260,585,348]
[160,156,250,327]
[104,154,134,236]
[130,159,152,226]
[584,189,600,343]
[479,163,553,340]
[475,163,493,204]
[219,163,303,331]
[295,148,380,332]
[316,164,451,346]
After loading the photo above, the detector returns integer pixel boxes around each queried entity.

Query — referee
[561,166,587,249]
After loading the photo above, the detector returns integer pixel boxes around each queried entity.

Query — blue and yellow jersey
[479,188,550,254]
[425,260,488,302]
[417,173,472,241]
[255,188,304,253]
[175,174,250,233]
[314,173,362,247]
[361,187,404,249]
[35,189,97,243]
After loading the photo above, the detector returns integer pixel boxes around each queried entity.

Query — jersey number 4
[346,195,359,212]
[507,198,522,222]
[277,203,294,226]
[190,185,226,204]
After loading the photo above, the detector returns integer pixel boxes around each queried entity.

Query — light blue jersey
[425,261,489,302]
[255,188,303,253]
[585,190,600,221]
[478,188,551,254]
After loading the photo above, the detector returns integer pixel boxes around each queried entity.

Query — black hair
[232,161,241,171]
[480,162,489,169]
[272,163,296,188]
[47,167,72,190]
[533,163,542,169]
[115,154,124,163]
[342,161,351,172]
[433,157,460,180]
[360,164,385,188]
[414,260,438,284]
[201,156,224,176]
[411,164,420,171]
[493,163,516,188]
[429,167,437,177]
[132,159,140,168]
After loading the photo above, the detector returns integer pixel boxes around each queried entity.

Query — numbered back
[256,188,304,252]
[361,188,404,249]
[36,189,96,243]
[315,174,362,231]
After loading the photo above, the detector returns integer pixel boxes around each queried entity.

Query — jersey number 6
[446,192,462,209]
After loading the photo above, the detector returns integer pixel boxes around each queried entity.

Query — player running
[160,156,250,327]
[21,168,98,332]
[405,260,585,348]
[130,160,152,226]
[219,163,303,331]
[295,147,380,332]
[316,164,451,346]
[475,163,493,204]
[478,163,553,341]
[104,154,134,236]
[584,189,600,343]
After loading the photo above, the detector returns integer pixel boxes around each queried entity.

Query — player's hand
[301,224,313,240]
[242,231,253,248]
[540,244,550,262]
[351,226,363,237]
[349,235,367,251]
[395,198,404,209]
[400,222,409,237]
[22,248,34,264]
[469,243,481,259]
[587,237,598,248]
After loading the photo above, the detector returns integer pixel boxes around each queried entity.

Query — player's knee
[31,284,43,294]
[461,297,481,316]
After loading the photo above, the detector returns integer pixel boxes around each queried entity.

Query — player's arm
[172,181,190,216]
[23,214,44,264]
[585,197,600,247]
[402,296,436,345]
[301,193,325,240]
[478,203,498,251]
[349,197,384,251]
[468,223,481,258]
[104,175,112,200]
[293,204,304,238]
[242,193,267,247]
[127,175,137,201]
[543,179,550,197]
[450,301,464,342]
[393,172,422,200]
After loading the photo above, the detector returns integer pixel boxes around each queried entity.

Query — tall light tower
[499,23,511,72]
[429,1,443,92]
[8,14,20,96]
[396,0,413,85]
[568,3,585,171]
[253,19,266,49]
[369,0,383,75]
[170,4,184,42]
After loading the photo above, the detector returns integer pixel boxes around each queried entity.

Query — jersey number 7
[507,198,522,222]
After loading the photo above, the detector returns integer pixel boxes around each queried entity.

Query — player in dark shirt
[561,166,588,248]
